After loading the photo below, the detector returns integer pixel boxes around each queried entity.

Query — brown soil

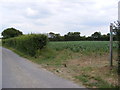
[42,53,118,88]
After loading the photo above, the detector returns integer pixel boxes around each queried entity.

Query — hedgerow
[2,34,48,56]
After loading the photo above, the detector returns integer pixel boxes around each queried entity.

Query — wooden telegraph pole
[110,23,113,67]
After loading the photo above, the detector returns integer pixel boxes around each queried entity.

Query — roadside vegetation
[3,40,118,88]
[0,40,1,46]
[33,41,118,88]
[1,28,119,89]
[2,34,48,56]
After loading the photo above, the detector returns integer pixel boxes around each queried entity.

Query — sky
[0,0,119,37]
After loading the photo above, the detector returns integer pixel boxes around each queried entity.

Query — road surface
[2,48,83,88]
[0,46,2,89]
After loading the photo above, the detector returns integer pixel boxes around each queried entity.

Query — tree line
[48,32,117,41]
[1,27,117,41]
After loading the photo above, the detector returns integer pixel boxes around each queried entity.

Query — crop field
[3,40,119,88]
[41,41,118,88]
[25,41,117,88]
[48,41,118,54]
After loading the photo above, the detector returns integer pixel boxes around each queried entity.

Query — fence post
[110,23,113,67]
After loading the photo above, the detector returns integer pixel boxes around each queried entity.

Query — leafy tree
[86,36,92,41]
[48,32,55,38]
[2,28,23,39]
[100,34,109,41]
[48,32,62,41]
[54,34,61,41]
[64,32,81,41]
[48,31,112,41]
[91,32,101,41]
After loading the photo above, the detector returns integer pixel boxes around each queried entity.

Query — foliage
[2,28,23,39]
[48,41,118,54]
[2,34,48,56]
[91,32,101,40]
[3,40,118,88]
[64,32,81,41]
[48,32,64,41]
[48,32,116,41]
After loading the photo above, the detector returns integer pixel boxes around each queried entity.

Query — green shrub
[2,34,48,56]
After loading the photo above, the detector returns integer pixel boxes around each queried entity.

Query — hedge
[2,34,48,56]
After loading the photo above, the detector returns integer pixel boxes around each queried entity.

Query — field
[48,41,117,53]
[3,41,119,88]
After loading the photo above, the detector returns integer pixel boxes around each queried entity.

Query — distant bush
[2,34,48,56]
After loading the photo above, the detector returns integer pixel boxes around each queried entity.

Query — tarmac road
[2,48,83,88]
[0,46,2,89]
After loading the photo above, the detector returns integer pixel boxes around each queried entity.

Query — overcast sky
[0,0,119,36]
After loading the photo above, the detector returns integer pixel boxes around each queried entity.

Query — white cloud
[0,0,119,36]
[26,8,38,16]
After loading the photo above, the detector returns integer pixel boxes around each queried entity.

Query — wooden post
[110,23,113,67]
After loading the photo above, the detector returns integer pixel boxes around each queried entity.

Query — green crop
[48,41,118,54]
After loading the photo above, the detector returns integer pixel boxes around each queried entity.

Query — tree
[101,34,109,41]
[91,32,101,41]
[64,32,81,41]
[2,28,23,39]
[54,34,61,41]
[48,32,55,38]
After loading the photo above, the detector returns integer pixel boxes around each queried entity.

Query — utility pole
[110,23,113,67]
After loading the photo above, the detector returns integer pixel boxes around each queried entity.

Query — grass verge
[2,42,119,89]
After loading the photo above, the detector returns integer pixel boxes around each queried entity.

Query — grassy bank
[3,41,119,88]
[0,39,2,46]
